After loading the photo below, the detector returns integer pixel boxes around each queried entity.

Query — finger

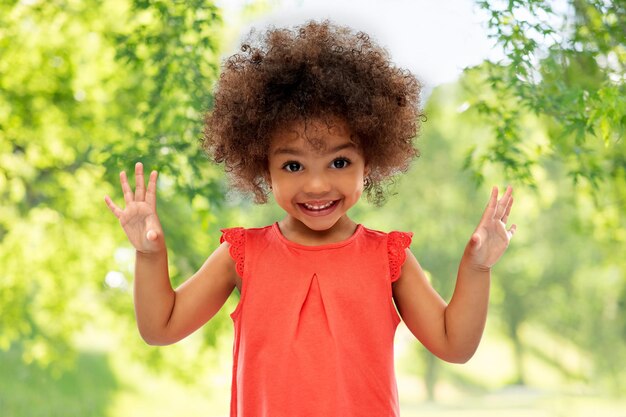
[508,224,517,236]
[145,170,158,208]
[481,186,498,221]
[120,171,134,204]
[135,162,146,201]
[502,196,514,223]
[146,229,158,241]
[104,195,123,218]
[470,232,482,250]
[494,185,512,220]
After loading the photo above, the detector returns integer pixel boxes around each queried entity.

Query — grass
[0,345,118,417]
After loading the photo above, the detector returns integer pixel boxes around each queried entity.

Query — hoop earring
[363,177,371,187]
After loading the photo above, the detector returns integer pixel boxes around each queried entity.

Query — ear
[263,170,273,189]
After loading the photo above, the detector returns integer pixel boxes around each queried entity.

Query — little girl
[105,20,515,417]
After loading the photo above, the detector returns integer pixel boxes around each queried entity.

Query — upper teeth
[303,201,334,210]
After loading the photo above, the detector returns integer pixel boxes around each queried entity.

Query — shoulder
[360,225,387,239]
[219,224,276,255]
[356,225,414,283]
[220,224,274,240]
[359,225,413,246]
[218,225,270,279]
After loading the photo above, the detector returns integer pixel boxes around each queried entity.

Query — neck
[278,216,358,246]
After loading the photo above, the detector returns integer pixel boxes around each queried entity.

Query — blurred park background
[1,0,625,415]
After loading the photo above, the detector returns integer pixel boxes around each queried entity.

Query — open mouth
[297,200,340,216]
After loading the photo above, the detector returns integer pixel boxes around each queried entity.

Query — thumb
[470,233,482,251]
[146,230,158,241]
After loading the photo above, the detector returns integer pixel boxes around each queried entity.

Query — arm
[105,162,237,346]
[392,186,516,363]
[133,241,236,345]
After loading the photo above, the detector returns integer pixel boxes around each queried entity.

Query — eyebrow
[272,142,356,156]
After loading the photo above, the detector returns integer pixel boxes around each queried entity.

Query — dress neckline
[271,222,363,251]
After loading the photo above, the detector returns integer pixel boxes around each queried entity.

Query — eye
[282,161,302,172]
[331,157,351,169]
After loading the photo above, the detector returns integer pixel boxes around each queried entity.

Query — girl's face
[267,117,368,241]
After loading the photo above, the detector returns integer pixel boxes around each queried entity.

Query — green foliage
[353,75,626,396]
[470,0,625,191]
[2,0,624,406]
[464,0,626,388]
[103,0,225,202]
[0,0,229,376]
[461,3,626,393]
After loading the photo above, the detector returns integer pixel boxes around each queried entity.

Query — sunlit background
[1,0,625,416]
[221,0,499,86]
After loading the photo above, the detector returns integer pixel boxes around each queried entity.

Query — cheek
[342,174,365,195]
[269,178,294,200]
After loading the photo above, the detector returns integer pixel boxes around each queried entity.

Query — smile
[297,200,340,215]
[303,201,335,210]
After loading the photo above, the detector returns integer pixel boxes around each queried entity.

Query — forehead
[269,117,355,153]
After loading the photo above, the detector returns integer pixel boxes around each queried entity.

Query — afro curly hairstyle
[202,19,423,205]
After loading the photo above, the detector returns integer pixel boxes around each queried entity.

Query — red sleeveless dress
[220,223,412,417]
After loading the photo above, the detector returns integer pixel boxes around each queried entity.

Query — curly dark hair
[202,19,423,205]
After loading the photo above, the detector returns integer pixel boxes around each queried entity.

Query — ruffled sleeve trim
[220,227,245,278]
[388,231,413,283]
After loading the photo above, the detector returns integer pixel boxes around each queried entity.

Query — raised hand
[466,186,516,271]
[104,162,165,254]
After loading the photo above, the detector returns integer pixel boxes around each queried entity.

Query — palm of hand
[118,201,161,250]
[104,163,164,253]
[468,186,516,270]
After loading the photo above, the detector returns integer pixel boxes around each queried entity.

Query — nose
[302,171,331,196]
